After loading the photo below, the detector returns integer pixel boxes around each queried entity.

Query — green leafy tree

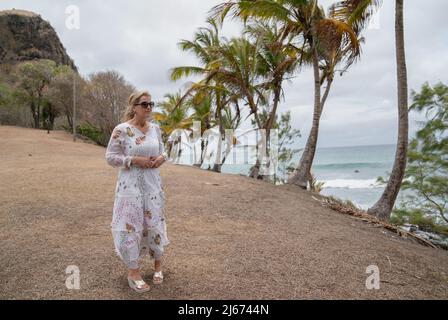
[0,81,17,124]
[391,82,448,231]
[251,110,301,183]
[15,59,57,128]
[46,66,83,131]
[273,111,301,184]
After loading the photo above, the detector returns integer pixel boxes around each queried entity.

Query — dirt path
[1,125,447,299]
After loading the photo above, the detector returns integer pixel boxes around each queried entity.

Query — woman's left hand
[149,155,165,168]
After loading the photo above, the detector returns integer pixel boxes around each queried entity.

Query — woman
[105,90,169,293]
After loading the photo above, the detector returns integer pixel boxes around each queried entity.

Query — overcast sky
[1,0,447,148]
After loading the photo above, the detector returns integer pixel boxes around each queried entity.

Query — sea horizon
[172,142,398,209]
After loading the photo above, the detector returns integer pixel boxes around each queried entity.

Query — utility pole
[73,74,76,142]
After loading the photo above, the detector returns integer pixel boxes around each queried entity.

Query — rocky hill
[0,9,77,70]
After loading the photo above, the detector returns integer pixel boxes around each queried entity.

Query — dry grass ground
[1,125,447,300]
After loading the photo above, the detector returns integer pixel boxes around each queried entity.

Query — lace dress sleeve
[105,125,132,169]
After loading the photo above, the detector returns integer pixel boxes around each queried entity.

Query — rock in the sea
[0,9,76,70]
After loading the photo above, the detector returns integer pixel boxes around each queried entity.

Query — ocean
[308,144,396,209]
[174,143,398,210]
[222,144,399,209]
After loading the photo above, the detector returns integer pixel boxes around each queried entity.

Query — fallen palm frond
[312,195,439,249]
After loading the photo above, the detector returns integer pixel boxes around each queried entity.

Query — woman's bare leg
[154,259,162,272]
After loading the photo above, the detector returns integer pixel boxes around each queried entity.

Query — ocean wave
[313,162,389,169]
[322,179,384,189]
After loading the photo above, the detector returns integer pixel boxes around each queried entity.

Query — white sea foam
[322,179,384,189]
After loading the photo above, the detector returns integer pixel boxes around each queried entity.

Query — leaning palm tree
[171,18,242,171]
[171,18,222,84]
[207,37,268,173]
[208,95,244,172]
[244,20,300,178]
[214,37,267,128]
[153,92,193,137]
[174,15,299,176]
[287,8,362,188]
[244,20,299,133]
[211,0,361,185]
[371,0,408,221]
[152,92,194,162]
[332,0,408,221]
[188,91,216,167]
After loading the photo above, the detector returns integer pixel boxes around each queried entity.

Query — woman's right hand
[131,156,153,169]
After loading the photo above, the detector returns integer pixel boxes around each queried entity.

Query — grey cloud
[1,0,447,148]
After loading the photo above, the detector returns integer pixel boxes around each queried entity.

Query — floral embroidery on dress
[145,209,152,219]
[135,136,146,145]
[154,234,161,245]
[126,223,135,233]
[112,129,122,139]
[126,127,134,137]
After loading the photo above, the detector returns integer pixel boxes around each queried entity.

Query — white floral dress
[105,121,169,268]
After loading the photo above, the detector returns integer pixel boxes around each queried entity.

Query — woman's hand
[131,156,153,169]
[132,156,164,168]
[149,155,165,168]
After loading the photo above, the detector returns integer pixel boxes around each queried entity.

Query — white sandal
[153,271,164,284]
[128,277,150,293]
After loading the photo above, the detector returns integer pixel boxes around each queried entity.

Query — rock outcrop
[0,9,77,70]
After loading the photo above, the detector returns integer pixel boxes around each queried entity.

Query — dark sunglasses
[135,101,155,109]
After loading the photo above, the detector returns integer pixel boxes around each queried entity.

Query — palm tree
[173,31,268,169]
[212,96,243,172]
[211,0,361,186]
[244,20,300,178]
[287,8,362,188]
[188,92,215,167]
[331,0,408,221]
[152,92,193,162]
[171,18,243,171]
[214,37,267,128]
[201,36,267,172]
[369,0,408,221]
[171,18,223,83]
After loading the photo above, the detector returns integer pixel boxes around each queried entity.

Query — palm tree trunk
[368,0,408,221]
[212,103,225,173]
[287,45,322,189]
[220,132,235,171]
[265,83,282,134]
[246,93,262,130]
[249,84,282,180]
[320,77,333,114]
[212,138,223,172]
[194,138,206,168]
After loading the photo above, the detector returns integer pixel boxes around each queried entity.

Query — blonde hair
[122,90,151,122]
